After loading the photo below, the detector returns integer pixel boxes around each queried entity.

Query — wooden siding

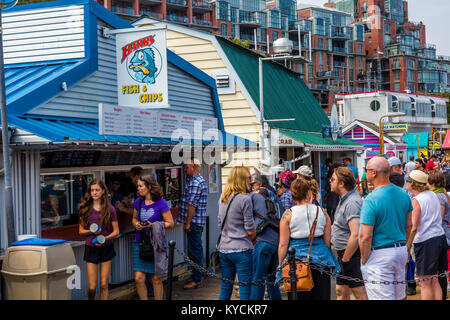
[343,126,388,158]
[3,5,85,65]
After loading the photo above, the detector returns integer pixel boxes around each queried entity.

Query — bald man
[359,157,413,300]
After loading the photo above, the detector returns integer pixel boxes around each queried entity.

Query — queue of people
[76,155,449,301]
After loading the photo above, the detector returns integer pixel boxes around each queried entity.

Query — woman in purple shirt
[132,175,174,300]
[79,179,120,300]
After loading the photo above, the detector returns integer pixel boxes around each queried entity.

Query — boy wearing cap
[388,157,405,189]
[277,170,296,211]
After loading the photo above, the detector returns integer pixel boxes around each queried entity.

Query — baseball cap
[407,170,428,184]
[293,165,313,178]
[279,170,296,188]
[388,156,402,167]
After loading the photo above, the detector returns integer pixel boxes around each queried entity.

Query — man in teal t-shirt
[359,157,413,300]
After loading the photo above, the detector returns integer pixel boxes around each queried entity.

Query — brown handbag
[281,205,319,292]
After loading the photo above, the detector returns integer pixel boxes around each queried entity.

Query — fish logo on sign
[121,35,163,84]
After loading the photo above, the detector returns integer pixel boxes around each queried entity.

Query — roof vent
[273,38,293,56]
[215,75,230,88]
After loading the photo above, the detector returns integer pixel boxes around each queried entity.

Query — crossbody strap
[216,193,238,248]
[306,206,319,262]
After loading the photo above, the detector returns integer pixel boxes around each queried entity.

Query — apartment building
[332,0,450,94]
[96,0,218,32]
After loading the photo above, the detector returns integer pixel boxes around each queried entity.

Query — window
[272,31,278,41]
[358,44,363,54]
[41,173,93,230]
[370,100,381,111]
[221,23,228,36]
[318,38,323,49]
[394,70,400,81]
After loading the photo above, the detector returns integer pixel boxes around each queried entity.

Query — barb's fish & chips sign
[116,27,169,108]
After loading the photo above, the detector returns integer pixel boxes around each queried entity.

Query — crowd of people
[76,155,450,300]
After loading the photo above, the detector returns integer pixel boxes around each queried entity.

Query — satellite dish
[330,103,339,142]
[0,0,18,10]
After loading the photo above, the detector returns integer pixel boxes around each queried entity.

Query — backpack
[253,188,280,235]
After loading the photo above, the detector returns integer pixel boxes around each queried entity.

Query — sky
[298,0,450,56]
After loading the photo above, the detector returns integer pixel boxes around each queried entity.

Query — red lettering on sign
[121,35,155,63]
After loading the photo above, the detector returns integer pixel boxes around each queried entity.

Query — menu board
[41,150,172,168]
[99,103,218,139]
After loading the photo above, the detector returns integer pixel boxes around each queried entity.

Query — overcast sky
[299,0,450,56]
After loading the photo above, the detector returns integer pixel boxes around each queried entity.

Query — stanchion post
[166,240,176,300]
[287,247,297,300]
[205,216,210,269]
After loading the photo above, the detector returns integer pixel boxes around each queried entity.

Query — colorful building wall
[343,125,389,157]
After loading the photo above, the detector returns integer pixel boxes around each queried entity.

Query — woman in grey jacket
[217,166,256,300]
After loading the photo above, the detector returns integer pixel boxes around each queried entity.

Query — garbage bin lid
[11,238,66,246]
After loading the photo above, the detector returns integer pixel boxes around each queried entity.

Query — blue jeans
[187,223,204,283]
[219,250,253,300]
[250,241,282,300]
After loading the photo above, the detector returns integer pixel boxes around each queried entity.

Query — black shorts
[414,235,448,276]
[336,249,364,288]
[83,244,116,264]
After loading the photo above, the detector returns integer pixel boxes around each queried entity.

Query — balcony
[140,0,162,6]
[316,70,339,79]
[192,16,213,27]
[166,0,187,8]
[289,20,312,33]
[331,29,350,40]
[193,0,213,12]
[332,47,347,55]
[239,11,262,28]
[167,13,188,24]
[334,61,346,68]
[139,9,164,20]
[111,5,135,16]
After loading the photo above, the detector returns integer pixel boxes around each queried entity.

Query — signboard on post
[382,123,408,131]
[115,27,169,108]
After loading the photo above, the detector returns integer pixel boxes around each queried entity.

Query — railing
[239,33,255,42]
[192,17,213,26]
[334,61,346,68]
[167,14,188,23]
[167,0,187,6]
[139,8,163,19]
[193,0,213,10]
[332,47,347,54]
[331,30,349,39]
[316,70,339,78]
[289,20,312,33]
[111,5,134,16]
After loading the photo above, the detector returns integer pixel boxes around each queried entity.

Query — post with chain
[166,240,176,300]
[287,247,297,300]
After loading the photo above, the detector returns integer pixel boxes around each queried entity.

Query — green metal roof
[280,129,362,150]
[216,36,331,133]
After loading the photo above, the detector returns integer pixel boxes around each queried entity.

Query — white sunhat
[293,165,313,177]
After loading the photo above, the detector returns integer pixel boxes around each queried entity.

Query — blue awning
[9,116,255,147]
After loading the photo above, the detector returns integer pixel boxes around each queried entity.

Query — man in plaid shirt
[177,159,208,289]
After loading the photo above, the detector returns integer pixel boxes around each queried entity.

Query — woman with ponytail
[79,179,119,300]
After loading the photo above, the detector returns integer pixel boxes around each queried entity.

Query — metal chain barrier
[169,244,449,287]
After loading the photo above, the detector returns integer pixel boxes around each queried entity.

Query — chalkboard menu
[41,150,172,168]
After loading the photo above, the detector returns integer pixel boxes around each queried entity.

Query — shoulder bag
[281,205,319,292]
[138,199,155,261]
[210,193,238,267]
